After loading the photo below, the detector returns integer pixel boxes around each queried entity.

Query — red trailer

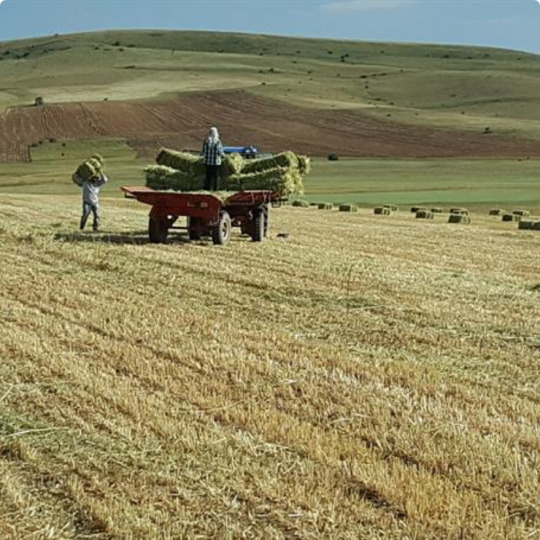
[121,187,282,245]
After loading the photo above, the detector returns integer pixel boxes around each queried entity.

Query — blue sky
[0,0,539,54]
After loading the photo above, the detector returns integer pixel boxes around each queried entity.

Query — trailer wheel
[251,208,266,242]
[149,216,168,244]
[212,211,231,246]
[187,217,202,241]
[263,205,269,238]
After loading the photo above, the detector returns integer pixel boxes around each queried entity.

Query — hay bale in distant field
[513,210,530,217]
[489,209,507,216]
[327,153,339,161]
[416,210,434,219]
[518,220,535,230]
[534,222,540,231]
[448,214,471,224]
[502,214,520,222]
[411,206,427,213]
[450,208,469,216]
[374,207,391,215]
[292,200,310,208]
[318,203,333,210]
[431,208,443,213]
[339,204,358,212]
[383,204,398,212]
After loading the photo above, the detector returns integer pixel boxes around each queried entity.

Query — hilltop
[1,30,540,161]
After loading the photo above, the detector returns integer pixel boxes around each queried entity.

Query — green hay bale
[431,208,443,214]
[318,203,333,210]
[513,210,530,217]
[502,214,520,222]
[383,205,398,212]
[225,167,303,198]
[339,204,358,213]
[292,200,310,208]
[450,208,469,216]
[411,206,427,213]
[242,151,300,175]
[221,153,244,177]
[416,210,434,220]
[145,165,203,191]
[92,153,104,165]
[374,207,391,215]
[75,157,103,182]
[489,209,507,216]
[298,155,312,176]
[518,220,535,230]
[448,214,471,224]
[156,148,206,177]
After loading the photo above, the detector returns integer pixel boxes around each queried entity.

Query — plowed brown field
[1,91,539,162]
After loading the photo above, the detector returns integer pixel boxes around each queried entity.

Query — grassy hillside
[1,30,540,139]
[0,194,538,538]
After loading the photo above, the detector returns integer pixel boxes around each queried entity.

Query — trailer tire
[251,208,265,242]
[187,217,202,241]
[149,216,168,244]
[212,211,231,246]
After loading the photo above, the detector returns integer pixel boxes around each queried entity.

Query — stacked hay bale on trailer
[146,148,309,199]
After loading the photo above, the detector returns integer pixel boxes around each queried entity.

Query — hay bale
[145,165,202,191]
[513,210,530,217]
[502,214,520,222]
[431,208,443,213]
[374,207,391,215]
[383,204,398,212]
[221,153,244,177]
[518,220,535,230]
[339,204,358,212]
[226,167,303,198]
[318,203,333,210]
[292,200,310,208]
[241,151,300,175]
[489,209,507,216]
[534,222,540,231]
[156,148,206,177]
[75,157,104,182]
[448,214,471,224]
[450,208,469,216]
[411,206,427,213]
[416,210,434,219]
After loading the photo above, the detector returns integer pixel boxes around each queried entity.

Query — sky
[0,0,539,54]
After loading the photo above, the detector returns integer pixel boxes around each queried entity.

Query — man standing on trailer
[201,127,225,191]
[73,171,108,232]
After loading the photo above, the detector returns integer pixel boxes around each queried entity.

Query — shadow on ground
[53,231,192,245]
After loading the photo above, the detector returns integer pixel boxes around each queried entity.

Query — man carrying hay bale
[201,127,225,191]
[72,155,108,232]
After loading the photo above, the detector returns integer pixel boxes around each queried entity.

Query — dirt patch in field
[1,90,539,162]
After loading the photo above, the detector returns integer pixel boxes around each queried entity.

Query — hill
[1,30,540,162]
[0,195,538,538]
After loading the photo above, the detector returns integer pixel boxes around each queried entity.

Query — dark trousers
[204,165,220,191]
[80,201,100,231]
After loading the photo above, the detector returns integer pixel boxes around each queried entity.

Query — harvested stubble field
[0,195,539,539]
